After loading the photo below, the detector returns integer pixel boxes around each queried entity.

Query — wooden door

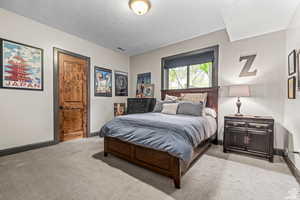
[58,53,87,141]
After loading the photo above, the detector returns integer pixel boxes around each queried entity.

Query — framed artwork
[114,103,126,116]
[297,51,300,90]
[288,50,296,76]
[136,72,151,97]
[0,39,43,90]
[143,84,154,98]
[115,71,128,96]
[94,66,112,97]
[288,76,296,99]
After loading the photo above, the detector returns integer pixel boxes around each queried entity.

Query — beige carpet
[0,137,299,200]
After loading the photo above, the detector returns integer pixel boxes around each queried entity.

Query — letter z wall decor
[0,39,44,91]
[239,54,257,77]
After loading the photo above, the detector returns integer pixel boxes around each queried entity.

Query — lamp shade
[229,85,250,97]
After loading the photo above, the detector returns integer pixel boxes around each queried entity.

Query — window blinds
[163,51,214,69]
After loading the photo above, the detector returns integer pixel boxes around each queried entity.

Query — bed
[99,87,218,188]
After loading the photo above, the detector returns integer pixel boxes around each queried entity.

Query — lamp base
[235,97,243,116]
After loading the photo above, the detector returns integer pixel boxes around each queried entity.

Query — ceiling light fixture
[129,0,151,15]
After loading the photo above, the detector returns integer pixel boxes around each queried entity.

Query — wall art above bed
[136,72,151,97]
[0,39,44,91]
[94,66,112,97]
[143,84,154,98]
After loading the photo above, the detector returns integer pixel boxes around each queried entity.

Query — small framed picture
[288,50,296,76]
[94,66,112,97]
[143,84,154,98]
[288,76,296,99]
[114,103,126,116]
[297,51,300,90]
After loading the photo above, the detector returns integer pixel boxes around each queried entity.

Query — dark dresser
[223,115,274,162]
[127,98,156,114]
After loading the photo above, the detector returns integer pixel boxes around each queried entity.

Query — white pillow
[161,103,179,115]
[203,107,217,118]
[165,94,178,101]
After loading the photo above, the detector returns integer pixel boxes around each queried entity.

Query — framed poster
[1,39,43,90]
[143,84,154,98]
[136,72,151,97]
[288,50,296,76]
[114,103,126,116]
[288,76,296,99]
[115,71,128,96]
[94,66,112,97]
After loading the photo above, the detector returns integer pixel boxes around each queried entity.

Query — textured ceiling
[0,0,299,55]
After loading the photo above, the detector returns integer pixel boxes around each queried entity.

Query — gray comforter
[99,113,212,161]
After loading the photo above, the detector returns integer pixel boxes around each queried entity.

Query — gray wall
[0,9,130,150]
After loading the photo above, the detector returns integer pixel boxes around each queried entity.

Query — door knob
[59,106,64,109]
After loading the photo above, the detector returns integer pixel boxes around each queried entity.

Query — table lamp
[229,85,250,116]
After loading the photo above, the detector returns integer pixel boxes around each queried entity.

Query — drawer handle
[244,136,250,144]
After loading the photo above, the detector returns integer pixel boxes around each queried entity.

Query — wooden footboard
[104,136,212,188]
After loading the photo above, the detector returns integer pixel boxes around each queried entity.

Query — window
[162,46,217,90]
[167,62,212,89]
[168,66,187,89]
[189,63,212,88]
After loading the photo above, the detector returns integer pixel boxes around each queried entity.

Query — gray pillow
[153,99,176,112]
[177,101,204,116]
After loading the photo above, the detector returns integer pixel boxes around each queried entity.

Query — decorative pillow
[161,103,179,115]
[181,93,207,106]
[165,94,178,101]
[177,102,204,116]
[153,99,176,112]
[203,107,217,118]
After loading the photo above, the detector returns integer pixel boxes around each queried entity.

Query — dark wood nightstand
[223,115,274,162]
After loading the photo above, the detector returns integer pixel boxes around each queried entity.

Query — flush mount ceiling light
[129,0,151,15]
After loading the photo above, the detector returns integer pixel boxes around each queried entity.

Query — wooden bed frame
[104,87,219,188]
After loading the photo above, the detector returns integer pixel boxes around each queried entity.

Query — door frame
[53,47,91,143]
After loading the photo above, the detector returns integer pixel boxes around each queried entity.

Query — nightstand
[223,115,274,162]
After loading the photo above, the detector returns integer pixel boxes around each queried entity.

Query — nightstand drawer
[248,122,270,130]
[247,129,269,135]
[226,120,247,128]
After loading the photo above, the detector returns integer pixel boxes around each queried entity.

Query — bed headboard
[161,87,219,114]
